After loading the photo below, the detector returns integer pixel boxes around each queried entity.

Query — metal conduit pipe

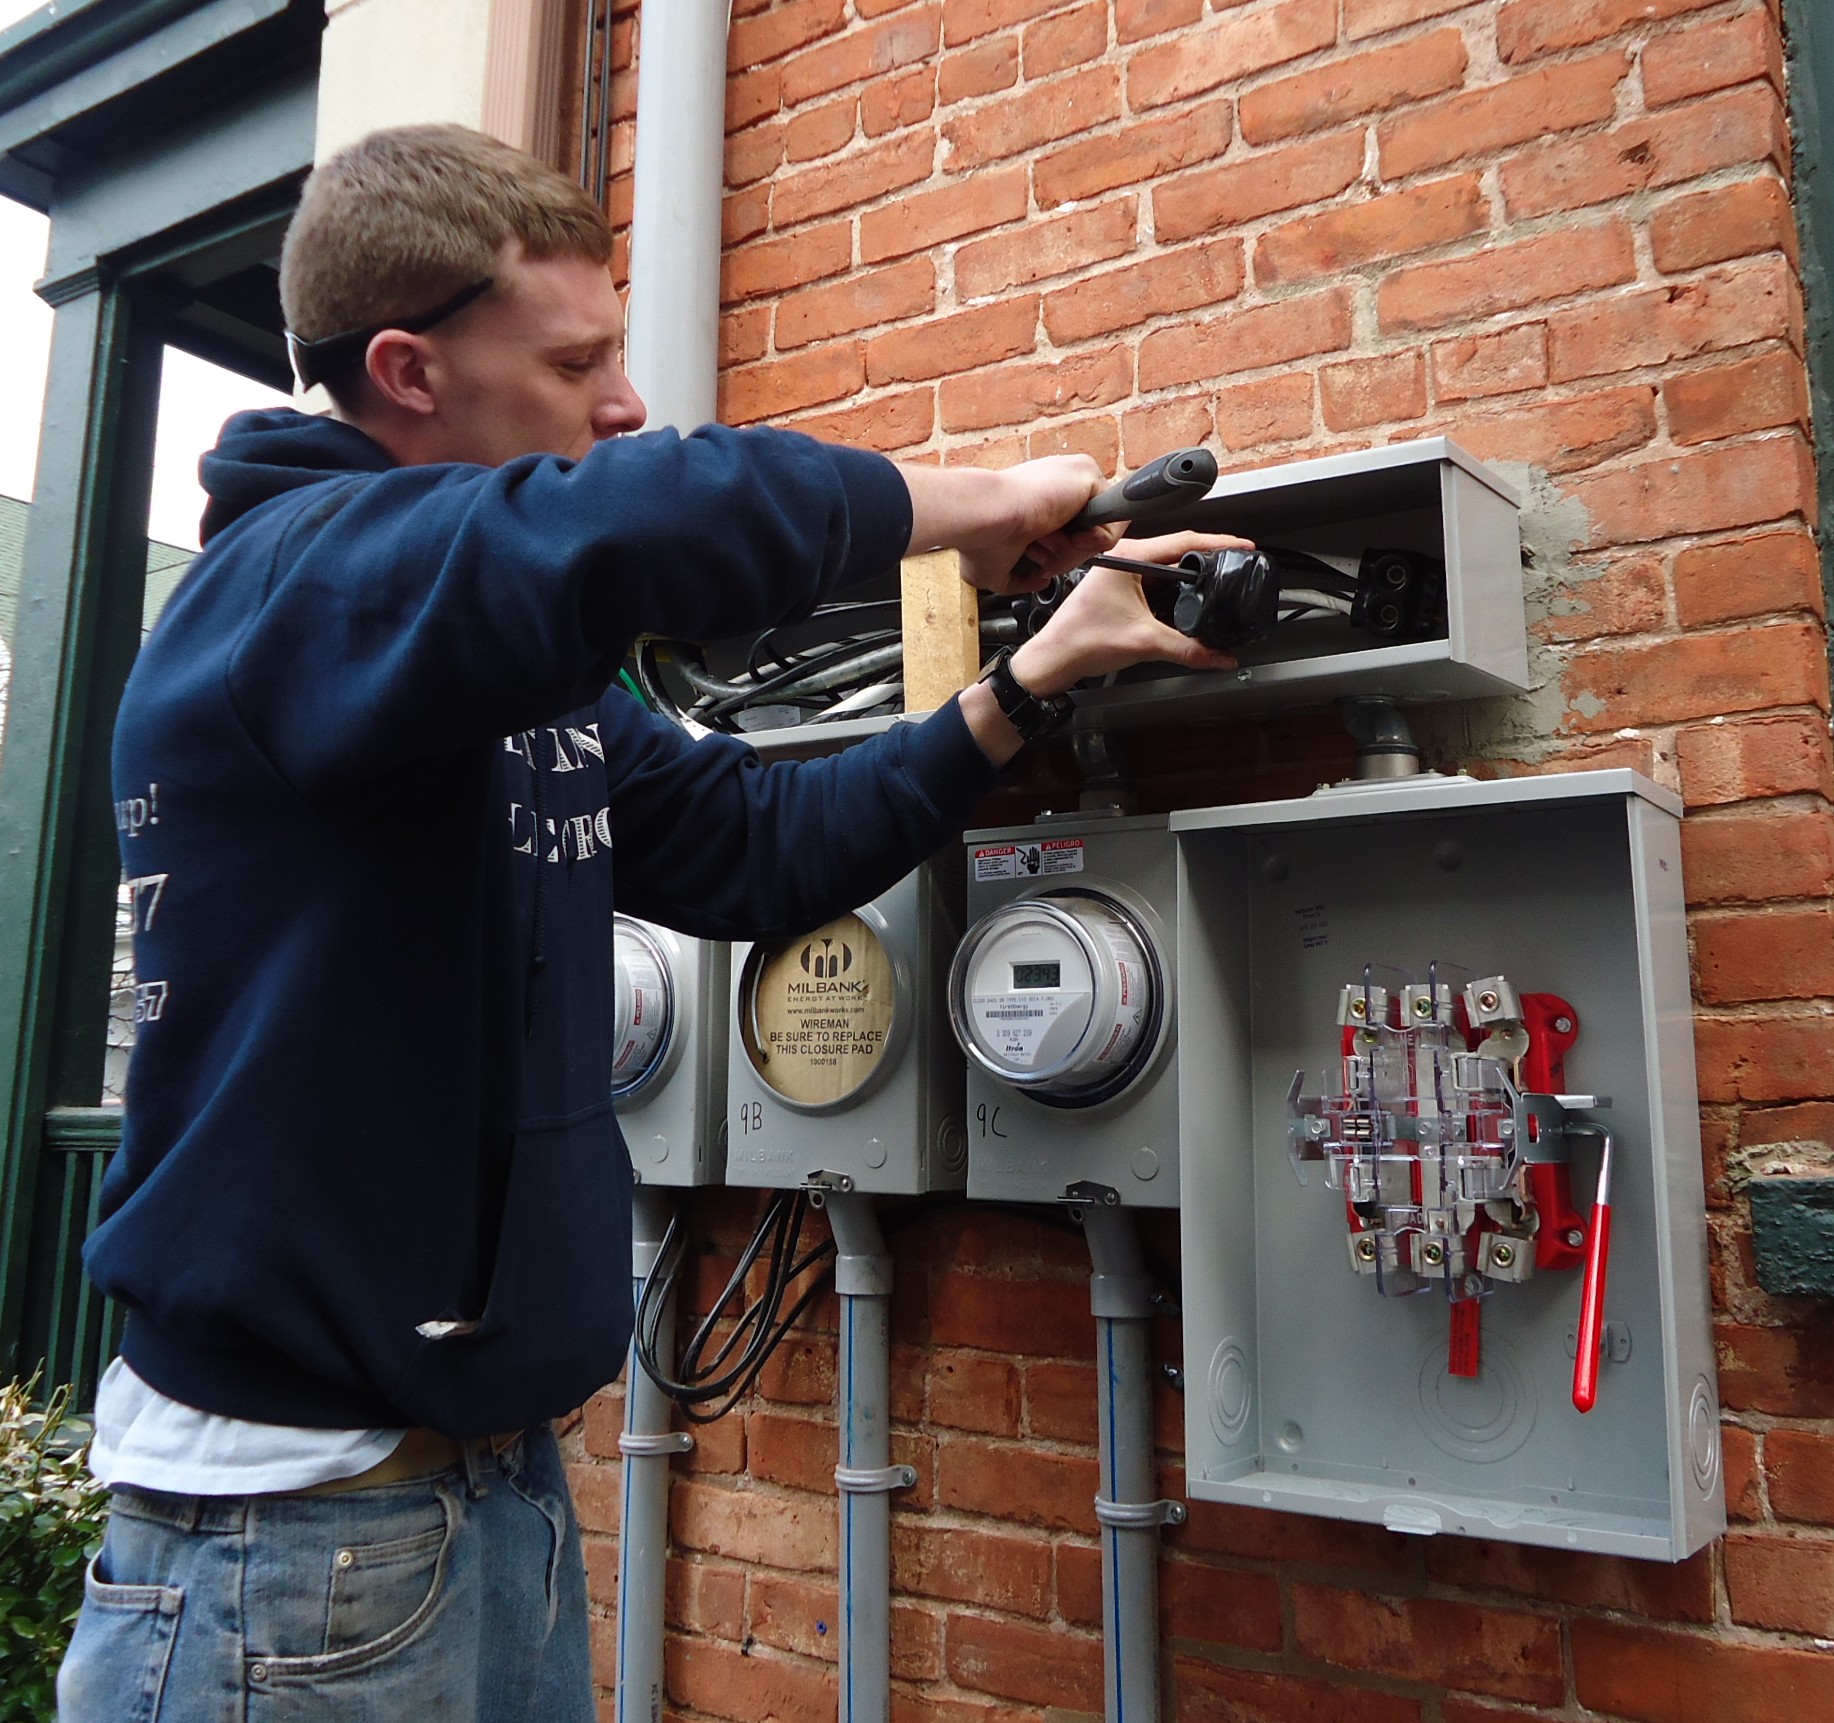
[1081,1205,1185,1723]
[616,1187,693,1723]
[624,0,731,433]
[824,1192,915,1723]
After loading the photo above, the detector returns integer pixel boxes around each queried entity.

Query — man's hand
[956,529,1255,765]
[899,456,1119,595]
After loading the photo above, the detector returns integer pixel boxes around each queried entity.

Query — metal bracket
[835,1464,917,1495]
[1565,1319,1632,1364]
[1061,1179,1121,1209]
[1094,1495,1187,1529]
[619,1431,694,1458]
[803,1169,855,1200]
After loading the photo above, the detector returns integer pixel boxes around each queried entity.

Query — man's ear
[365,331,438,417]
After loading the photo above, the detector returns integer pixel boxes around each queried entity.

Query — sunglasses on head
[285,278,494,392]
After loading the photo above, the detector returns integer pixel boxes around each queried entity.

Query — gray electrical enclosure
[613,919,730,1189]
[1172,770,1723,1560]
[725,862,967,1196]
[956,814,1180,1209]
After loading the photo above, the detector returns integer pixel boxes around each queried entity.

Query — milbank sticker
[972,838,1086,882]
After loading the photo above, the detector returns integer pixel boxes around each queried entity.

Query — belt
[300,1427,520,1495]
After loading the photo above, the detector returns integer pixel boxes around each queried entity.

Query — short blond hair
[280,125,612,364]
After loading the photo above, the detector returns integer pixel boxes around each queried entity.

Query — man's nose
[593,377,647,438]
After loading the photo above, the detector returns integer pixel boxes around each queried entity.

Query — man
[58,126,1235,1720]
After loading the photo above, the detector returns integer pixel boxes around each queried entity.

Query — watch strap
[979,648,1072,743]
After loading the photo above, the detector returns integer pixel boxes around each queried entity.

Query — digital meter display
[1011,961,1062,990]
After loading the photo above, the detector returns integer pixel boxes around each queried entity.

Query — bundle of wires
[634,1188,837,1423]
[1267,548,1361,622]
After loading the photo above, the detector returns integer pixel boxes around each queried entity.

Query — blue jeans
[56,1427,592,1723]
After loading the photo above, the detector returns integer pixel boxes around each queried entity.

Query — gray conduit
[616,1187,692,1723]
[824,1192,916,1723]
[1082,1205,1186,1723]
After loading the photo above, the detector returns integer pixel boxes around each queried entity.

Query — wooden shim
[900,548,980,714]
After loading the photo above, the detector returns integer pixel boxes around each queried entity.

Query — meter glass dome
[950,892,1160,1104]
[611,917,675,1100]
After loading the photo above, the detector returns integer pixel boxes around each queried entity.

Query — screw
[1350,998,1367,1019]
[1492,1243,1516,1269]
[1413,997,1434,1018]
[1422,1241,1446,1267]
[1355,1236,1378,1261]
[1564,1228,1585,1249]
[1554,1016,1573,1034]
[1477,990,1500,1013]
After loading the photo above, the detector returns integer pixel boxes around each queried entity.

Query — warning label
[972,838,1086,882]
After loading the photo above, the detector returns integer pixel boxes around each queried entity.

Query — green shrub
[0,1378,107,1723]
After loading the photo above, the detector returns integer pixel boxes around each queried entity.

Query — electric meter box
[1172,770,1722,1560]
[725,862,967,1196]
[1075,437,1527,729]
[612,918,730,1188]
[955,813,1179,1209]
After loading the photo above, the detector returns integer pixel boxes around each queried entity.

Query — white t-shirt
[90,1357,404,1495]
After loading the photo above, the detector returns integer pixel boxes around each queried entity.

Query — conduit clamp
[1094,1496,1187,1529]
[835,1464,918,1495]
[619,1432,694,1458]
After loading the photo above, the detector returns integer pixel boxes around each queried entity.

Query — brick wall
[568,2,1834,1718]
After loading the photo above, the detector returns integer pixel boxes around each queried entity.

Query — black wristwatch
[978,648,1073,743]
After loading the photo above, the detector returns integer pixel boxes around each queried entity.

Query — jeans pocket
[56,1559,183,1723]
[251,1484,458,1682]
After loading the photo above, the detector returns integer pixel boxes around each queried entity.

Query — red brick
[863,64,937,136]
[1744,1101,1834,1150]
[722,223,852,307]
[1293,1585,1563,1704]
[1122,395,1218,467]
[1501,85,1791,222]
[1027,413,1119,468]
[727,119,787,187]
[1676,714,1834,809]
[1768,1426,1834,1522]
[728,0,849,71]
[860,166,1028,263]
[1563,618,1827,735]
[1432,324,1547,402]
[785,95,858,164]
[1241,30,1469,146]
[944,64,1120,171]
[665,1557,745,1638]
[1118,0,1202,44]
[938,35,1018,104]
[1571,436,1817,551]
[956,197,1136,300]
[946,1612,1103,1710]
[680,1405,747,1476]
[1345,0,1469,38]
[668,1636,834,1722]
[1726,1531,1834,1634]
[1719,1318,1834,1414]
[727,64,784,134]
[1499,0,1728,65]
[1681,805,1834,905]
[1379,49,1628,178]
[724,183,772,247]
[1161,1556,1284,1651]
[1174,1655,1423,1723]
[1035,96,1231,209]
[1643,8,1784,109]
[1722,1421,1763,1521]
[1443,385,1657,477]
[1666,350,1810,448]
[1652,177,1797,276]
[1532,548,1666,642]
[1024,1358,1099,1442]
[1574,1617,1834,1722]
[780,389,936,452]
[1129,0,1338,111]
[771,131,933,227]
[1042,237,1243,345]
[943,0,1067,48]
[940,345,1132,433]
[720,341,865,424]
[1549,258,1801,384]
[748,1571,838,1662]
[755,1333,837,1404]
[568,1459,621,1534]
[776,259,934,350]
[1141,287,1354,390]
[1321,352,1428,431]
[1215,373,1316,451]
[937,1433,1100,1531]
[782,7,942,107]
[670,1478,835,1570]
[1256,174,1486,288]
[1022,2,1106,77]
[929,1351,1022,1434]
[1378,220,1636,334]
[1698,904,1834,1002]
[868,296,1038,386]
[1423,1539,1715,1623]
[745,1409,834,1492]
[892,1522,1052,1614]
[1054,1537,1102,1626]
[1155,129,1364,244]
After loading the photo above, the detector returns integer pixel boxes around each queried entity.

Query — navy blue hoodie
[91,409,999,1437]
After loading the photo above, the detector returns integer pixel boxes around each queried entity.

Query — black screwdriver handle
[1066,446,1218,532]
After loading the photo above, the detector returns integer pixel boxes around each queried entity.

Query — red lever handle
[1572,1129,1614,1413]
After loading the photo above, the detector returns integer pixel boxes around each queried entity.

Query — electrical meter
[725,862,966,1196]
[950,892,1162,1105]
[955,814,1180,1208]
[612,916,729,1188]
